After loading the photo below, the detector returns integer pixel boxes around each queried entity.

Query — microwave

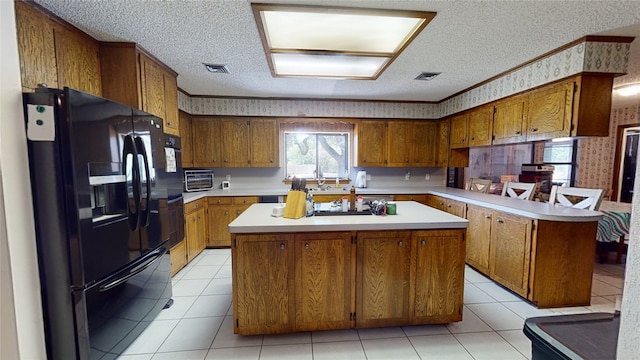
[184,170,214,192]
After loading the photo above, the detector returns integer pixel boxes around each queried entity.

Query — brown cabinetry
[208,197,258,247]
[465,205,492,274]
[526,80,573,141]
[355,120,388,167]
[53,25,102,96]
[185,199,207,262]
[192,117,222,167]
[435,119,450,167]
[250,119,279,167]
[100,43,179,135]
[492,95,527,145]
[179,111,193,167]
[468,106,493,147]
[489,211,532,298]
[425,195,466,218]
[220,119,250,167]
[394,194,429,205]
[295,232,354,331]
[169,241,187,277]
[233,233,295,335]
[449,114,469,149]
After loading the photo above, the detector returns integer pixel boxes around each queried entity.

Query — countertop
[228,201,468,233]
[184,186,603,222]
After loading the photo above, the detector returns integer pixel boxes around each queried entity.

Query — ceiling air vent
[204,63,230,74]
[414,72,440,81]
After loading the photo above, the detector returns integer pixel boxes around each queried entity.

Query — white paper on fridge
[26,104,55,141]
[164,147,177,172]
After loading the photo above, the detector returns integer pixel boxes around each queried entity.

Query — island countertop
[229,201,468,233]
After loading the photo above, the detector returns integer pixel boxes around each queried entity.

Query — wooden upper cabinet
[387,121,413,167]
[412,121,437,167]
[468,106,493,147]
[355,120,387,167]
[53,25,102,96]
[294,232,354,331]
[15,1,58,91]
[179,111,193,167]
[492,95,527,145]
[526,80,574,141]
[435,119,450,167]
[191,117,221,167]
[449,114,469,149]
[221,119,251,167]
[100,43,179,135]
[250,119,279,167]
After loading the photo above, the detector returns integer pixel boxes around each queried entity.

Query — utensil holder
[283,190,306,219]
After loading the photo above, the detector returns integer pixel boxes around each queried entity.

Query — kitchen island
[229,201,468,335]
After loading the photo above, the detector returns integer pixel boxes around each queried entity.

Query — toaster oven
[184,170,215,192]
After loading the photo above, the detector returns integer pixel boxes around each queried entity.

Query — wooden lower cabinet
[465,205,492,274]
[233,229,466,335]
[185,199,206,262]
[425,194,446,211]
[393,194,429,205]
[233,234,295,335]
[357,231,412,328]
[489,211,532,298]
[425,195,466,218]
[169,241,187,277]
[208,197,258,247]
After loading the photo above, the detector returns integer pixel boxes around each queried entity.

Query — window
[542,139,577,186]
[285,132,349,179]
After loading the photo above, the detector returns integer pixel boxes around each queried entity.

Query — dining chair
[548,185,605,211]
[501,181,536,200]
[468,178,492,193]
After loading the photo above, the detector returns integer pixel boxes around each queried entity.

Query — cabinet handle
[471,137,475,141]
[461,138,465,142]
[270,159,273,163]
[280,243,286,250]
[236,210,241,215]
[530,128,538,132]
[217,200,221,204]
[439,201,444,206]
[363,159,367,163]
[405,159,409,163]
[399,241,404,247]
[224,211,229,215]
[305,243,310,250]
[484,215,491,219]
[224,159,228,163]
[243,200,247,204]
[497,219,504,223]
[421,240,426,246]
[515,131,521,135]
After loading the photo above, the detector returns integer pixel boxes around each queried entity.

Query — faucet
[314,169,325,187]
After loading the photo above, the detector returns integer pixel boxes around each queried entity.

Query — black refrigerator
[23,87,178,360]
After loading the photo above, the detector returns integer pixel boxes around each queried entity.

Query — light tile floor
[117,249,625,360]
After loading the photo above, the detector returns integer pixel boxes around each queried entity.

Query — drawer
[233,196,259,205]
[208,197,233,205]
[185,199,206,214]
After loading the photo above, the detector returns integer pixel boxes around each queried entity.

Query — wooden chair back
[468,178,492,193]
[501,182,536,200]
[548,186,605,211]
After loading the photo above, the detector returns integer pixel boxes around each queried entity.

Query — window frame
[283,130,351,180]
[542,139,577,187]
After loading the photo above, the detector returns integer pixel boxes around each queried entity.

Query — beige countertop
[184,186,603,222]
[229,201,468,233]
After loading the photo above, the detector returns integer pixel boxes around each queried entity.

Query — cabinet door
[15,1,58,91]
[394,194,429,205]
[387,121,413,167]
[493,96,527,145]
[465,205,492,274]
[449,114,469,149]
[250,119,279,167]
[425,195,446,211]
[221,119,251,167]
[208,205,232,247]
[140,55,166,120]
[526,80,574,141]
[54,25,102,96]
[413,121,437,167]
[411,230,464,323]
[170,240,187,277]
[435,120,450,167]
[295,232,354,331]
[233,234,295,335]
[185,209,204,262]
[355,120,387,167]
[489,211,532,297]
[356,231,411,328]
[445,199,466,218]
[192,118,222,167]
[163,72,180,135]
[179,111,193,167]
[468,106,493,147]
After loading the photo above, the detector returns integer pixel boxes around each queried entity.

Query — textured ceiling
[32,0,640,107]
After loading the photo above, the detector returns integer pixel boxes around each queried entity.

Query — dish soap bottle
[335,177,340,188]
[350,186,356,211]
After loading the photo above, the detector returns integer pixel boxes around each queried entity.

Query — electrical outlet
[425,173,430,181]
[405,171,411,180]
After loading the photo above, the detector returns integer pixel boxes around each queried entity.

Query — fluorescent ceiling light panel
[615,83,640,96]
[252,4,436,80]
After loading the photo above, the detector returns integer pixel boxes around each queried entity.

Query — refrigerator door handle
[123,135,141,230]
[98,246,167,292]
[134,136,152,228]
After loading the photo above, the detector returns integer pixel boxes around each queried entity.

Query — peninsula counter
[229,201,468,335]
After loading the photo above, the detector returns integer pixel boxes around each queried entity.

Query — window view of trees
[543,140,576,186]
[285,132,349,179]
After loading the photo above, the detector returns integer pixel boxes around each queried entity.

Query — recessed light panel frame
[251,3,436,80]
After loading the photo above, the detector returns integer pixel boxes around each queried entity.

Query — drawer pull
[305,243,310,250]
[530,128,538,132]
[496,219,504,224]
[399,241,404,247]
[421,240,426,246]
[224,211,229,215]
[484,215,491,219]
[515,131,521,135]
[280,243,286,250]
[224,159,228,163]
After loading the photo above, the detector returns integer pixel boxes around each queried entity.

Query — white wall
[0,2,47,358]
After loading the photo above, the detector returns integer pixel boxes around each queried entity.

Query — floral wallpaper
[178,39,630,120]
[575,104,639,197]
